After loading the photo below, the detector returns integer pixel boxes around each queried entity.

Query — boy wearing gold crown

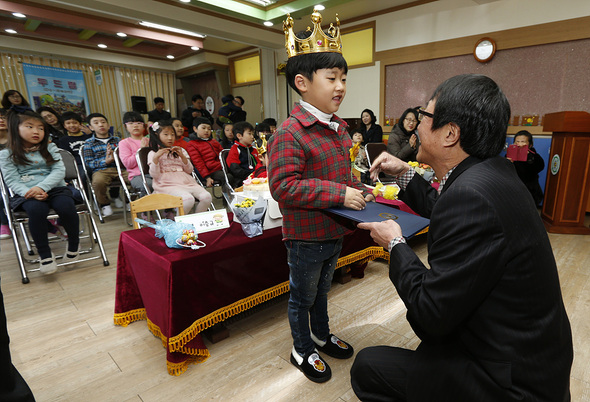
[267,10,374,383]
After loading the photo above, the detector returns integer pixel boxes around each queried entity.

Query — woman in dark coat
[359,109,383,145]
[387,108,420,162]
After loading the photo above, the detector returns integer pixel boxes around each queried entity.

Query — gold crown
[283,9,342,58]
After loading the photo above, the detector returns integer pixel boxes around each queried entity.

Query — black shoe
[290,348,332,383]
[313,334,354,359]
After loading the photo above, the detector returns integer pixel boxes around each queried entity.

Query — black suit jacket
[390,156,573,401]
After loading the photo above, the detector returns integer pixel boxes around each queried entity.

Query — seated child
[172,118,187,148]
[148,120,212,214]
[219,123,235,150]
[227,121,266,187]
[350,129,369,184]
[81,113,128,217]
[118,111,151,196]
[254,121,271,150]
[508,130,545,206]
[184,117,231,188]
[57,111,92,169]
[0,110,80,274]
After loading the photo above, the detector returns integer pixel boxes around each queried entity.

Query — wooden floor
[0,207,589,402]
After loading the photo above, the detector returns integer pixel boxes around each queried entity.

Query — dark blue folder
[327,202,430,239]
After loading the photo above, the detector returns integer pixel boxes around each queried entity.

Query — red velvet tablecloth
[114,221,387,375]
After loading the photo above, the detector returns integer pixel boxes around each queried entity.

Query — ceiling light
[263,21,273,27]
[179,0,191,2]
[191,46,200,51]
[166,55,175,59]
[117,32,127,37]
[139,21,206,38]
[97,44,107,48]
[314,4,325,11]
[5,29,17,34]
[12,12,27,18]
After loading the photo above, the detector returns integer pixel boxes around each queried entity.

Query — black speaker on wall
[131,96,148,114]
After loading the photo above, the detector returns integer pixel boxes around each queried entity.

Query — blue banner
[22,63,90,119]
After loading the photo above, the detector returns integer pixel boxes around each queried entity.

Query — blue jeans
[286,238,343,356]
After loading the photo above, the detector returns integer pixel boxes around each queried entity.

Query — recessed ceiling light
[315,4,325,10]
[12,12,27,18]
[179,0,191,2]
[5,29,17,34]
[191,46,200,51]
[139,21,206,38]
[263,21,273,27]
[166,55,175,59]
[117,32,127,37]
[97,44,107,48]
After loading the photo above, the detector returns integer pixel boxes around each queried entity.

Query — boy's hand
[344,187,366,210]
[206,177,214,187]
[105,144,114,164]
[364,193,375,203]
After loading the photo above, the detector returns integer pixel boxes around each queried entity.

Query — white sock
[291,346,303,365]
[310,332,326,347]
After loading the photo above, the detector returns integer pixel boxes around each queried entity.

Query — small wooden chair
[130,193,185,229]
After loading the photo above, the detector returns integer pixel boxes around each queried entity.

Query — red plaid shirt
[268,103,371,241]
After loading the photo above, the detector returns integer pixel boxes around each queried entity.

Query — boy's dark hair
[255,122,270,134]
[430,74,510,159]
[285,32,348,95]
[262,118,277,127]
[235,96,245,106]
[61,111,83,123]
[515,130,534,147]
[7,110,56,166]
[191,94,203,102]
[123,111,144,124]
[350,128,363,135]
[87,113,108,124]
[154,97,165,104]
[192,116,211,129]
[233,121,254,137]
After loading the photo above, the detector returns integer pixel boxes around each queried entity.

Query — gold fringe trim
[168,246,389,352]
[147,318,169,349]
[113,308,146,327]
[167,353,210,376]
[415,226,429,236]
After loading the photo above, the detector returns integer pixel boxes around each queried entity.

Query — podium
[541,111,590,234]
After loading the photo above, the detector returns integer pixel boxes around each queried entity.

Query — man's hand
[369,153,409,182]
[357,220,402,249]
[344,187,366,210]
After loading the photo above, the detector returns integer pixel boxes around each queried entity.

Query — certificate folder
[327,202,430,239]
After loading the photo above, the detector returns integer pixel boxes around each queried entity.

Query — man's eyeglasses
[418,108,434,121]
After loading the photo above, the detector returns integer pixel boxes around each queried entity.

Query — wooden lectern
[541,111,590,234]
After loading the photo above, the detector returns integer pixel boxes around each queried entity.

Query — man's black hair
[154,97,165,104]
[429,74,510,159]
[191,94,204,102]
[285,32,348,96]
[235,96,245,106]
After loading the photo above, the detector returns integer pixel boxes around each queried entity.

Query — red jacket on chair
[183,134,223,179]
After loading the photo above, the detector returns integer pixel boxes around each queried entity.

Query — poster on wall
[22,63,90,119]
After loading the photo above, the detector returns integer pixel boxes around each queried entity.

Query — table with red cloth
[114,221,388,375]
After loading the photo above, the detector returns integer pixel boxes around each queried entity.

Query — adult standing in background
[387,108,420,162]
[359,108,383,145]
[351,74,572,401]
[147,97,171,125]
[181,94,213,129]
[1,90,30,110]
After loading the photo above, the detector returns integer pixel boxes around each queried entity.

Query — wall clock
[474,37,496,63]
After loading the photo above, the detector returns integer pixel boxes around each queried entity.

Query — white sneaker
[101,205,113,217]
[39,254,57,275]
[113,198,124,209]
